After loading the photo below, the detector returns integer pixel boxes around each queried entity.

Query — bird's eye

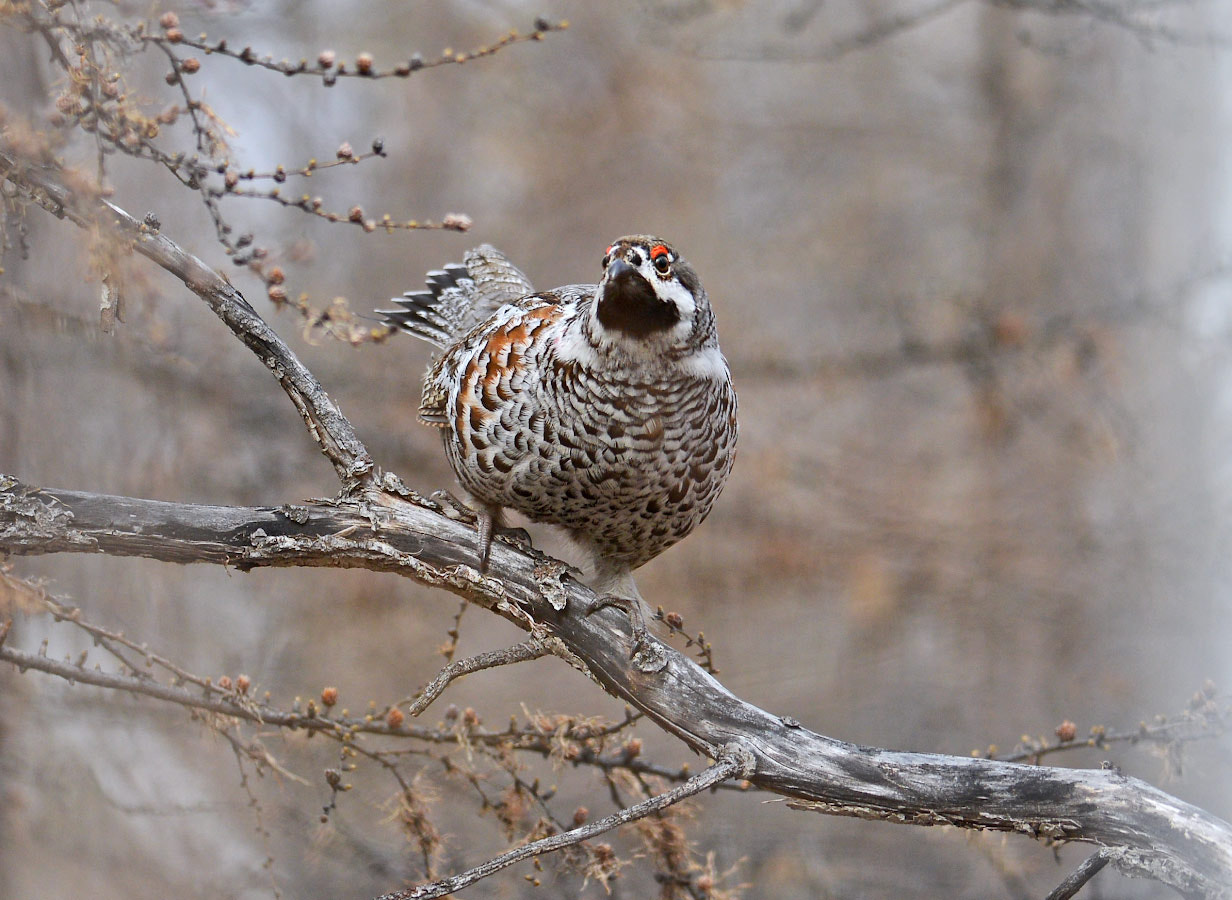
[651,245,672,274]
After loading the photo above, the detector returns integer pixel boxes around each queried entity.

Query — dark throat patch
[597,263,681,338]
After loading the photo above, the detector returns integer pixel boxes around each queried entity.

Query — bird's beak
[602,258,656,308]
[596,257,681,337]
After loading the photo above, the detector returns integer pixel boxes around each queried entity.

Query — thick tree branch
[2,476,1230,897]
[0,148,374,491]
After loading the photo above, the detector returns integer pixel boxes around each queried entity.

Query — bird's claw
[583,593,665,670]
[430,490,477,524]
[430,493,531,569]
[495,525,533,551]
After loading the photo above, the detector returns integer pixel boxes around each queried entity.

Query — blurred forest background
[2,0,1231,897]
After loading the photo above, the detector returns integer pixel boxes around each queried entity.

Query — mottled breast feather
[420,292,567,426]
[425,286,737,569]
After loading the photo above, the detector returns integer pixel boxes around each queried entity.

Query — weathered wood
[3,475,1230,898]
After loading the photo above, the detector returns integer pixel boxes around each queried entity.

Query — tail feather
[377,246,536,349]
[461,245,535,327]
[377,263,473,348]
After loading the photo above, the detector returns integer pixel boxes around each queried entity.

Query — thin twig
[24,579,232,695]
[439,598,468,665]
[222,733,284,898]
[372,746,750,900]
[988,707,1226,764]
[0,638,693,787]
[141,19,568,84]
[654,607,719,674]
[407,639,554,717]
[1044,849,1112,900]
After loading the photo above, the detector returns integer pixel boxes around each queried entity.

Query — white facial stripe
[655,275,695,319]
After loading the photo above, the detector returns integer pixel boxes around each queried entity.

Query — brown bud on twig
[1056,720,1077,742]
[336,142,354,160]
[159,11,180,29]
[386,707,404,729]
[321,686,339,707]
[356,52,374,75]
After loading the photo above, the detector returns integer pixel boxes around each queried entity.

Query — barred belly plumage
[441,320,736,569]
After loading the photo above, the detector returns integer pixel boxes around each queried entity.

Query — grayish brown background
[2,0,1230,897]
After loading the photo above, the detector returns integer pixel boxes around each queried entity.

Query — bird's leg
[475,503,503,573]
[430,492,529,565]
[579,565,664,669]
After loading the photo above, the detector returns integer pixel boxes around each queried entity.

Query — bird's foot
[583,594,667,672]
[475,512,534,570]
[430,493,531,554]
[495,525,533,552]
[430,490,477,524]
[429,492,504,572]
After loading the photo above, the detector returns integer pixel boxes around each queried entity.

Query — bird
[379,236,737,652]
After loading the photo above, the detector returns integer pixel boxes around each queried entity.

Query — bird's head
[590,235,711,353]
